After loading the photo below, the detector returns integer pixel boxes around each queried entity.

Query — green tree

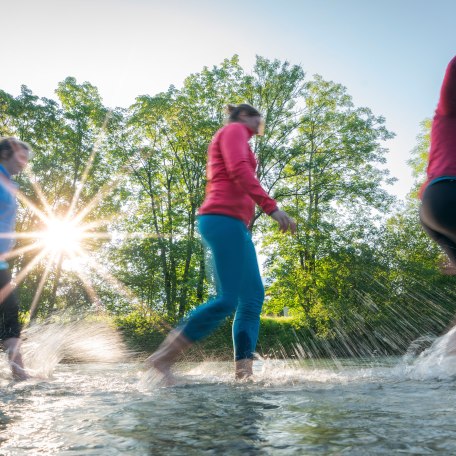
[263,75,395,337]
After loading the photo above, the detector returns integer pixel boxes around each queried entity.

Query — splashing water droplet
[16,319,130,378]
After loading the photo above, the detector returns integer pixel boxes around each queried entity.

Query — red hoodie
[421,56,456,196]
[198,122,278,226]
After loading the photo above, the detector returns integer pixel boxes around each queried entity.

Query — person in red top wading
[146,103,296,382]
[420,56,456,272]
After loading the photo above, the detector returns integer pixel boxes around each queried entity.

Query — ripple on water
[1,330,456,454]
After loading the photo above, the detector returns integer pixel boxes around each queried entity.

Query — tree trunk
[196,244,206,303]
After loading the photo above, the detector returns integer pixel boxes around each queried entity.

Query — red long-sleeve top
[421,56,456,196]
[198,122,278,226]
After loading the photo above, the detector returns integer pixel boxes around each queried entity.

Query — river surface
[1,354,456,455]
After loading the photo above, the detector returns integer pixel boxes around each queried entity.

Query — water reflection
[105,385,271,454]
[0,359,456,454]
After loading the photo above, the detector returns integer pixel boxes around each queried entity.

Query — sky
[2,0,455,200]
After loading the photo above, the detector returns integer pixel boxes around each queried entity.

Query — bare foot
[3,338,29,381]
[10,363,31,381]
[144,363,177,387]
[144,330,191,382]
[235,359,253,380]
[144,352,173,377]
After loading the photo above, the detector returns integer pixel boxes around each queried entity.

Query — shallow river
[1,355,456,455]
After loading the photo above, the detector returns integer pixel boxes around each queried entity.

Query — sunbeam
[0,247,50,305]
[1,241,44,261]
[1,107,162,321]
[66,112,112,219]
[78,245,139,304]
[23,168,56,217]
[27,258,56,324]
[8,181,153,318]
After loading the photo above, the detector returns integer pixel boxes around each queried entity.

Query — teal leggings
[181,215,264,360]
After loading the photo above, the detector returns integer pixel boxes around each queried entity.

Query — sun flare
[3,132,158,320]
[41,218,85,255]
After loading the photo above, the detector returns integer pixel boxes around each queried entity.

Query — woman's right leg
[232,233,264,378]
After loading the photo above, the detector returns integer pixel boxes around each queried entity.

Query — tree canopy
[1,56,453,355]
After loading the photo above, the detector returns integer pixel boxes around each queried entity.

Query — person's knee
[211,296,237,316]
[235,304,263,325]
[190,296,237,324]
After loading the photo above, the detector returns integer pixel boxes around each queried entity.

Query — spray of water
[404,326,456,380]
[0,318,130,379]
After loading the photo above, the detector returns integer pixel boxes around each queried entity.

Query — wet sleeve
[220,123,278,215]
[437,56,456,117]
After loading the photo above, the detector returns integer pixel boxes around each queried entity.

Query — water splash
[138,356,402,391]
[0,319,129,379]
[405,326,456,380]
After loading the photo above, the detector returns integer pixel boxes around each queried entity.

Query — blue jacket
[0,165,18,269]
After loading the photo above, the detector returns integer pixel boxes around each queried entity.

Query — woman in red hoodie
[146,104,295,381]
[420,56,456,268]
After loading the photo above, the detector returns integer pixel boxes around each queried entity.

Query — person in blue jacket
[0,137,31,380]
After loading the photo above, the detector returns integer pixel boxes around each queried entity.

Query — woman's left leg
[232,232,264,377]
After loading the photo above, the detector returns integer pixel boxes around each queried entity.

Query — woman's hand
[270,210,296,234]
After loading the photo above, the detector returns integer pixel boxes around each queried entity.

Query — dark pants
[0,269,21,341]
[420,180,456,264]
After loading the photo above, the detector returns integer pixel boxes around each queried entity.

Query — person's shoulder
[224,122,247,132]
[0,176,16,199]
[222,122,249,137]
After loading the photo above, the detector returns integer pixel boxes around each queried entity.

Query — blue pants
[181,215,264,360]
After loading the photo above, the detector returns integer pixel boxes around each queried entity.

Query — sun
[2,131,157,321]
[41,217,85,256]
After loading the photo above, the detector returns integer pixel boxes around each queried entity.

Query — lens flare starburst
[40,218,85,257]
[0,136,155,322]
